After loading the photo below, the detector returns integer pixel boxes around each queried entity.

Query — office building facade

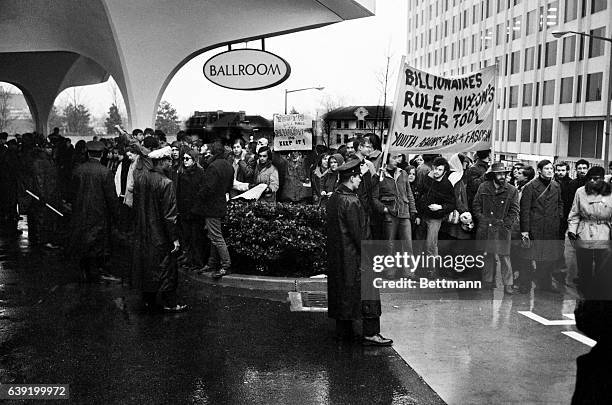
[407,0,611,165]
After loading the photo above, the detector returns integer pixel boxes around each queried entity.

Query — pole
[284,89,288,114]
[605,41,612,170]
[25,190,64,217]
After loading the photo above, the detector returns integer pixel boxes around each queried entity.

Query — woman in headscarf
[319,153,344,208]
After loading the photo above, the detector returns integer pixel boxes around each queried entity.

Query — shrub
[223,201,327,277]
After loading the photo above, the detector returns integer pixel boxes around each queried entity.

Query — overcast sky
[5,0,407,123]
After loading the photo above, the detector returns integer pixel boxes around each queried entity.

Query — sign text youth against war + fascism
[388,64,496,154]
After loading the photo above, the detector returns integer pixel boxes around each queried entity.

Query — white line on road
[562,331,596,347]
[517,311,576,326]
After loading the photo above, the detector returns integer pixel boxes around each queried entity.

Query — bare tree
[319,94,346,147]
[0,86,15,133]
[375,50,395,139]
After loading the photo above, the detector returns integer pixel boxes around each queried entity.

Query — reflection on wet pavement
[0,221,443,404]
[382,286,590,404]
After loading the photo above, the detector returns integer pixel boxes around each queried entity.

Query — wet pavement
[0,223,444,404]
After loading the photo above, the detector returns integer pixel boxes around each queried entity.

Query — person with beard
[473,163,520,293]
[193,141,233,279]
[569,159,590,202]
[555,161,573,233]
[131,146,187,313]
[67,141,119,282]
[176,149,206,271]
[326,159,392,346]
[567,166,612,299]
[520,160,564,292]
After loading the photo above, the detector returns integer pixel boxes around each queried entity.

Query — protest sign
[385,59,496,155]
[273,114,312,151]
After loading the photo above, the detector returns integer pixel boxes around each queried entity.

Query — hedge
[223,201,327,277]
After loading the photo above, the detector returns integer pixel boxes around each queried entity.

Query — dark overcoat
[67,159,117,258]
[326,184,380,321]
[473,180,519,255]
[192,154,233,218]
[520,177,564,261]
[131,165,179,292]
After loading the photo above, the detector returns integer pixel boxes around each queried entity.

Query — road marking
[517,311,575,326]
[518,311,596,347]
[562,331,596,347]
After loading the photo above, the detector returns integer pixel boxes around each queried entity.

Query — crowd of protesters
[1,128,612,315]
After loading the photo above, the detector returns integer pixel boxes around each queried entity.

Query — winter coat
[311,166,325,204]
[253,163,279,203]
[176,164,205,220]
[0,146,19,214]
[326,184,380,320]
[67,159,118,258]
[567,186,612,249]
[131,165,179,292]
[556,175,572,234]
[280,158,310,202]
[416,173,456,219]
[520,176,564,261]
[473,180,519,255]
[372,168,417,218]
[466,159,489,209]
[193,154,233,218]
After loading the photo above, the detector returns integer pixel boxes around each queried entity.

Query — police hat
[86,141,105,152]
[337,158,362,176]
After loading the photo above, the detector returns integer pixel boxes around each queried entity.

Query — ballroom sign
[203,49,291,90]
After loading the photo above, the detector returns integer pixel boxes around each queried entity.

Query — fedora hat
[486,162,510,174]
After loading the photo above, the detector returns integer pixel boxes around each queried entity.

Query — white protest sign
[273,114,312,151]
[386,61,496,154]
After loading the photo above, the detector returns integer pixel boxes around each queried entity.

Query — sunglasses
[183,156,192,161]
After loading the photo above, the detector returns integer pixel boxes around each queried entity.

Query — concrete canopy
[0,0,374,134]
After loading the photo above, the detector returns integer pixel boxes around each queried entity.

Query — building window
[538,6,545,31]
[535,82,540,106]
[473,4,479,23]
[537,44,542,69]
[547,1,558,27]
[565,0,578,21]
[496,0,504,13]
[568,121,604,158]
[545,41,557,67]
[509,85,519,107]
[463,9,468,28]
[511,51,521,74]
[508,120,517,141]
[484,0,492,18]
[562,36,576,63]
[526,9,536,36]
[589,27,606,58]
[524,46,535,71]
[541,119,553,143]
[344,134,350,143]
[532,119,538,141]
[512,16,521,40]
[523,83,533,106]
[336,120,342,129]
[576,75,582,102]
[498,120,505,141]
[496,120,500,141]
[586,72,603,101]
[357,120,365,129]
[521,119,531,142]
[462,38,467,57]
[472,34,477,53]
[336,134,342,144]
[343,121,349,129]
[496,23,504,46]
[591,0,606,14]
[483,28,492,49]
[560,77,573,103]
[543,80,555,105]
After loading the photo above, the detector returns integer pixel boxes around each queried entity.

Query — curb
[181,269,327,293]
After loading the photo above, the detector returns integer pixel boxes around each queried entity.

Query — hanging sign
[385,60,496,154]
[203,49,291,90]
